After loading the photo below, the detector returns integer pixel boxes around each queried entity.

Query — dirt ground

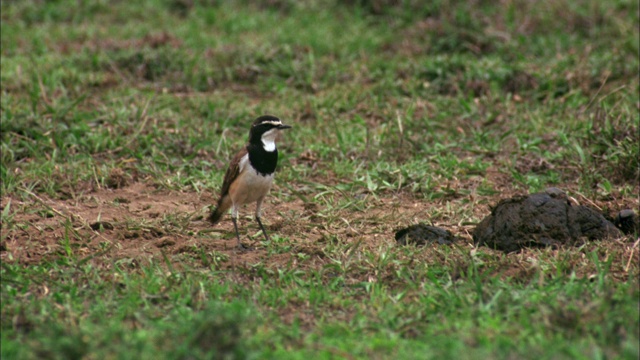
[0,181,445,266]
[1,177,638,274]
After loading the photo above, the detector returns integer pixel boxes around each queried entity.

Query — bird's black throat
[247,143,278,176]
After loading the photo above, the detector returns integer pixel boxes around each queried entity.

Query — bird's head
[249,115,291,149]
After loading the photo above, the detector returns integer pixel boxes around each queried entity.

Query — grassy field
[1,0,639,359]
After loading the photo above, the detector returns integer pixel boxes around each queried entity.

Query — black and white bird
[209,115,291,249]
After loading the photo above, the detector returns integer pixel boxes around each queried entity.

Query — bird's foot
[236,242,253,252]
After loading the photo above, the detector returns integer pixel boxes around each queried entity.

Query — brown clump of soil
[473,188,623,253]
[105,168,128,189]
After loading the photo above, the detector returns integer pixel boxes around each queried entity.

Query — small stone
[155,238,176,248]
[614,209,638,235]
[618,209,636,219]
[90,221,114,231]
[395,224,455,246]
[545,187,566,198]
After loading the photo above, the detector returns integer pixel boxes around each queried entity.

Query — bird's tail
[208,195,231,224]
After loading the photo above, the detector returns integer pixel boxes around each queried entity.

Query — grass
[1,0,639,359]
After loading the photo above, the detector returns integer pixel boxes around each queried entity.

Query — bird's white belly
[231,155,274,205]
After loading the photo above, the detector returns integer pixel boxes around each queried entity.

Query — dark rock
[155,238,176,248]
[395,224,456,246]
[544,187,566,198]
[473,191,623,253]
[613,209,638,235]
[90,221,114,231]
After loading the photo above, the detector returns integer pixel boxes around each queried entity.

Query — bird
[209,115,292,249]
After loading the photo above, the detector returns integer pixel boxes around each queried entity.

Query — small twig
[106,57,131,85]
[574,192,602,211]
[35,71,52,107]
[216,128,228,155]
[595,85,627,108]
[22,189,68,219]
[396,109,404,148]
[583,72,609,111]
[280,182,310,204]
[624,238,639,273]
[76,243,116,267]
[122,97,153,149]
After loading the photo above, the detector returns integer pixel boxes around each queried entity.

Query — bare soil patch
[1,181,461,268]
[1,180,637,281]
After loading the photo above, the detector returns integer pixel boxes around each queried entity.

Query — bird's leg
[255,197,270,242]
[256,216,270,242]
[231,206,245,250]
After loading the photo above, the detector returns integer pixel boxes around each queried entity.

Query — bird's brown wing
[219,146,247,198]
[209,146,248,224]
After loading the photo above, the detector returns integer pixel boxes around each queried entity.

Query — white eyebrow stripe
[255,120,282,126]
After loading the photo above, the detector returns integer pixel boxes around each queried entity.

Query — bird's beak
[278,124,292,130]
